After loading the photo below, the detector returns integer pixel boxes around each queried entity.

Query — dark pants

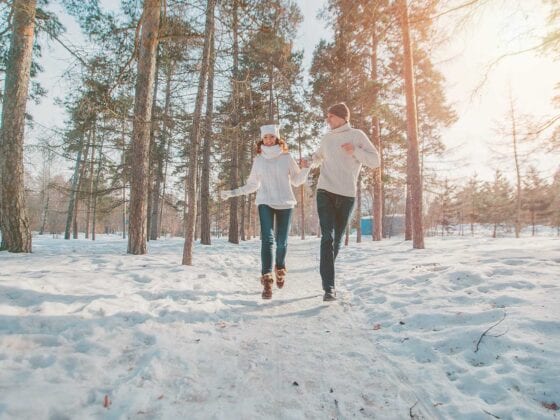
[258,205,293,276]
[316,189,355,292]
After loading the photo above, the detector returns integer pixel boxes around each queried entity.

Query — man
[312,103,380,301]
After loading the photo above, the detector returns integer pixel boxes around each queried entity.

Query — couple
[221,103,380,301]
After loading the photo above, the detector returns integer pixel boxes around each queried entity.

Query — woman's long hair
[255,136,289,154]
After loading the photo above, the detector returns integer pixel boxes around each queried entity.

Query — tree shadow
[0,285,115,307]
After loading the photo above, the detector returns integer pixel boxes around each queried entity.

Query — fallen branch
[409,401,420,419]
[483,409,500,419]
[475,311,507,353]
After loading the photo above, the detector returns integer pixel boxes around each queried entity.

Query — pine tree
[397,0,424,248]
[521,166,552,236]
[481,170,514,238]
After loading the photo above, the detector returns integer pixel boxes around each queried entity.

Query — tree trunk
[510,97,522,239]
[150,62,172,241]
[371,29,383,242]
[39,195,50,235]
[228,0,240,244]
[182,0,216,265]
[73,130,92,240]
[121,118,127,239]
[239,138,247,241]
[246,194,252,239]
[128,0,161,255]
[65,135,85,240]
[92,123,105,240]
[356,173,362,243]
[200,29,215,245]
[296,122,306,240]
[39,149,53,235]
[147,52,161,242]
[405,185,412,240]
[85,122,97,239]
[0,0,36,252]
[159,118,173,238]
[399,0,424,249]
[268,63,274,121]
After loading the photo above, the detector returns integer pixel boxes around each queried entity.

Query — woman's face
[262,134,277,146]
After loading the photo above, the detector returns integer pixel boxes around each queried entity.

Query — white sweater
[225,146,310,209]
[313,123,380,197]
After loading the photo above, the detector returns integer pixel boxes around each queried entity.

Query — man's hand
[341,142,354,155]
[299,158,309,168]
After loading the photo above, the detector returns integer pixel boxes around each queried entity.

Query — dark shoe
[275,266,287,289]
[261,273,274,299]
[323,291,337,302]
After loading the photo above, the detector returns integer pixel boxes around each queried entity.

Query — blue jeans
[316,189,355,292]
[258,205,293,275]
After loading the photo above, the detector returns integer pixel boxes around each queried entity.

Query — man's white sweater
[313,123,380,198]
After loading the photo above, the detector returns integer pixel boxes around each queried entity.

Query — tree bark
[128,0,161,255]
[39,148,53,235]
[228,0,240,244]
[371,29,383,241]
[356,173,362,243]
[65,135,85,240]
[147,52,161,242]
[0,0,36,252]
[399,0,424,249]
[85,122,97,239]
[121,118,127,239]
[239,137,247,241]
[200,29,215,245]
[92,122,105,240]
[405,182,412,240]
[298,126,305,240]
[150,61,171,241]
[509,97,522,239]
[73,137,90,239]
[182,0,216,265]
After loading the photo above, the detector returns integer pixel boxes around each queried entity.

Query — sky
[26,0,560,184]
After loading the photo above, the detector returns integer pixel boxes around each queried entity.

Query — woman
[220,124,309,299]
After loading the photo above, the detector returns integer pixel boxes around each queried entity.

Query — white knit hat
[260,124,280,139]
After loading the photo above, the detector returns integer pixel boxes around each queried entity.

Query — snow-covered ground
[0,234,559,419]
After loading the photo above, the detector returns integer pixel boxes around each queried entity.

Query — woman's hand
[299,158,309,168]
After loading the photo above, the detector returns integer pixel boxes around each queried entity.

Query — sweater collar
[261,144,282,160]
[330,122,351,134]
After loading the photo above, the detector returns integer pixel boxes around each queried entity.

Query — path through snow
[0,234,558,419]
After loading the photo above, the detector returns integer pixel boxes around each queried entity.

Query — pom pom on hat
[260,124,280,139]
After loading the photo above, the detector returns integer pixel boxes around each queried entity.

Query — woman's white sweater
[312,123,380,198]
[225,146,310,209]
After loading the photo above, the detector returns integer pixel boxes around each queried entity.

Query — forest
[1,0,559,260]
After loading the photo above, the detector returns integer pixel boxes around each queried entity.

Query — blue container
[360,217,373,235]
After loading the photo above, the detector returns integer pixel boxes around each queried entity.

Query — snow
[0,234,559,419]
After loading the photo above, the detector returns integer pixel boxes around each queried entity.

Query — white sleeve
[310,138,326,168]
[224,159,261,197]
[353,131,380,168]
[288,154,311,187]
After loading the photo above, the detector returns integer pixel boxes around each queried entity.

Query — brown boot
[275,266,287,289]
[261,273,274,299]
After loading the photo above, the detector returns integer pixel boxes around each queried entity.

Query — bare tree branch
[475,311,507,352]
